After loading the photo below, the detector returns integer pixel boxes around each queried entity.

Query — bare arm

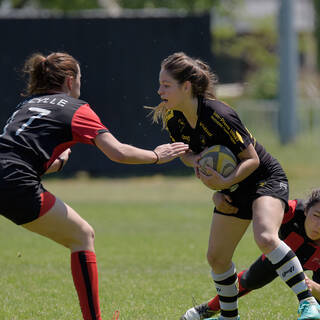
[199,143,260,190]
[94,132,189,164]
[45,148,72,174]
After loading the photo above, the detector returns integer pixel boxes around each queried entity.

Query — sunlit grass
[0,174,312,319]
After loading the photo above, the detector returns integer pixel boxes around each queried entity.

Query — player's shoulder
[283,199,305,224]
[23,93,89,109]
[294,199,306,215]
[201,98,238,118]
[164,109,184,126]
[54,94,88,109]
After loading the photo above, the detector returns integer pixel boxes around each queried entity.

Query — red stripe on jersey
[39,191,56,217]
[282,199,297,224]
[284,232,304,252]
[304,246,320,271]
[44,141,76,172]
[71,104,108,145]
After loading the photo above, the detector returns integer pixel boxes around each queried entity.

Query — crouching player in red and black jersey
[0,52,189,320]
[181,189,320,320]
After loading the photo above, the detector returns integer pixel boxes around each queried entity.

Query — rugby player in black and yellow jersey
[150,52,320,320]
[0,52,188,320]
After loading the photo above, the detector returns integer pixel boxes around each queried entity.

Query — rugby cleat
[180,303,219,320]
[297,298,320,320]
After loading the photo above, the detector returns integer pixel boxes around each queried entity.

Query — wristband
[57,157,65,172]
[152,150,159,164]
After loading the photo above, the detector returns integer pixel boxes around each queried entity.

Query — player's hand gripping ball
[198,145,237,177]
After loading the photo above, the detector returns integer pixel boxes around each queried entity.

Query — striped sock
[211,263,239,320]
[71,251,102,320]
[208,270,250,312]
[266,241,312,302]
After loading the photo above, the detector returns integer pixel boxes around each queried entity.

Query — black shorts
[214,161,289,220]
[0,159,56,225]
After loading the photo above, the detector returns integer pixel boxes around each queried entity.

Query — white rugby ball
[199,145,237,177]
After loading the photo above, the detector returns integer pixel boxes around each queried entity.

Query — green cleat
[298,298,320,320]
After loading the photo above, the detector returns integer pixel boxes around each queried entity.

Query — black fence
[0,13,211,176]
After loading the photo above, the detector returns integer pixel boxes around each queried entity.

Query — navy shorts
[215,161,289,220]
[0,159,56,225]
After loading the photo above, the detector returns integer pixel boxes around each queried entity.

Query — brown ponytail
[22,52,79,96]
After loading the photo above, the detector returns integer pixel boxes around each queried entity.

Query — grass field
[1,134,320,319]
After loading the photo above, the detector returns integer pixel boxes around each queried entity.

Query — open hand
[213,192,238,214]
[199,166,229,190]
[154,142,189,164]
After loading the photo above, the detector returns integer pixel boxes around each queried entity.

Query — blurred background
[0,0,319,178]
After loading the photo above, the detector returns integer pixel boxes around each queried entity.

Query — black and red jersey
[0,93,108,177]
[280,199,320,281]
[165,97,278,187]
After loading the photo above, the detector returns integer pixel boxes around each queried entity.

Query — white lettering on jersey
[57,99,68,107]
[28,97,68,107]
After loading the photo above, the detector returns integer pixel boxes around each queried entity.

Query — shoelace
[298,302,308,317]
[112,310,120,320]
[191,296,198,308]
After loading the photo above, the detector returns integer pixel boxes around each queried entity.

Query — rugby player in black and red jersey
[181,189,320,319]
[150,52,320,320]
[0,52,189,320]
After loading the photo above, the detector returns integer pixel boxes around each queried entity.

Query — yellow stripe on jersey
[235,131,244,143]
[165,110,174,123]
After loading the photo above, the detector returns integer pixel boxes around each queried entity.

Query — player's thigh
[22,197,94,251]
[252,196,284,236]
[208,212,250,260]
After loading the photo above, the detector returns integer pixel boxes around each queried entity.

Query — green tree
[37,0,100,11]
[0,0,221,11]
[118,0,219,11]
[213,16,278,99]
[0,0,99,10]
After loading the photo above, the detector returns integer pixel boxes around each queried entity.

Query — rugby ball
[199,145,237,177]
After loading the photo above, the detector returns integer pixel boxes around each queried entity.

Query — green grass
[1,170,319,320]
[1,130,320,319]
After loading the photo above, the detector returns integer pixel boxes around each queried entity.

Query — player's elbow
[252,156,260,170]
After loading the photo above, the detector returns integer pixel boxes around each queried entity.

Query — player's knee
[207,249,230,271]
[80,224,95,245]
[254,232,278,252]
[68,223,95,250]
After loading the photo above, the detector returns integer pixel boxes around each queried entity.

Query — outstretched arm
[94,132,189,165]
